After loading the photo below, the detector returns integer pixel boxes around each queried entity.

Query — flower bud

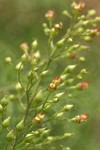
[56,39,65,48]
[72,1,85,12]
[95,17,100,23]
[2,116,11,128]
[6,130,15,141]
[76,81,89,90]
[32,112,45,124]
[32,40,38,50]
[63,133,73,138]
[16,119,24,131]
[56,112,64,118]
[45,10,54,21]
[61,74,68,80]
[83,36,92,42]
[21,53,27,62]
[40,70,48,77]
[55,92,64,98]
[62,105,74,111]
[15,62,23,71]
[64,65,77,73]
[87,9,96,17]
[1,95,8,107]
[41,129,50,137]
[9,94,15,101]
[0,104,3,113]
[78,56,86,62]
[15,82,22,91]
[24,134,33,143]
[5,57,12,63]
[20,42,29,52]
[35,90,43,103]
[62,10,72,19]
[72,113,89,123]
[47,136,54,142]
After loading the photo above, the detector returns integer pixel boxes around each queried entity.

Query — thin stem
[42,91,51,109]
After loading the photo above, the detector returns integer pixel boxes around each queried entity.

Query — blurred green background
[0,0,100,150]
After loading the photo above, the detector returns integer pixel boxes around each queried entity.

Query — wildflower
[45,10,54,20]
[75,113,88,123]
[33,112,45,124]
[74,1,85,12]
[20,42,29,52]
[48,76,62,91]
[54,22,63,31]
[90,28,100,37]
[76,80,89,90]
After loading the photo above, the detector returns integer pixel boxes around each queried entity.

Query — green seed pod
[63,133,73,138]
[55,92,64,98]
[15,82,22,91]
[87,9,96,17]
[56,112,64,118]
[62,105,74,111]
[32,40,38,50]
[35,90,43,103]
[15,62,23,71]
[5,57,12,63]
[6,130,15,142]
[16,119,24,131]
[21,53,27,62]
[2,116,11,128]
[0,104,3,113]
[24,134,34,143]
[40,70,48,77]
[78,56,86,62]
[56,39,65,48]
[64,65,77,73]
[1,95,8,107]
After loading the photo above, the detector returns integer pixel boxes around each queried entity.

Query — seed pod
[5,57,12,63]
[16,119,24,131]
[15,62,23,71]
[56,39,65,48]
[32,40,38,50]
[35,90,43,103]
[1,95,8,107]
[24,134,34,143]
[40,70,48,77]
[6,130,15,141]
[2,116,11,128]
[56,112,64,118]
[0,104,3,113]
[62,105,74,111]
[15,82,22,91]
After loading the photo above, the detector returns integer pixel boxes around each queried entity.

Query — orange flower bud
[76,81,89,90]
[75,113,88,123]
[45,10,54,20]
[33,112,45,124]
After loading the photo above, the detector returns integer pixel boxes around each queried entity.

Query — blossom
[48,76,62,91]
[74,1,85,12]
[33,112,45,124]
[75,113,88,123]
[76,81,89,90]
[45,10,54,20]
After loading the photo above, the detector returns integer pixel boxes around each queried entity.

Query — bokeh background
[0,0,100,150]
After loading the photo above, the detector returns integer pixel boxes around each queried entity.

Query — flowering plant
[1,1,100,150]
